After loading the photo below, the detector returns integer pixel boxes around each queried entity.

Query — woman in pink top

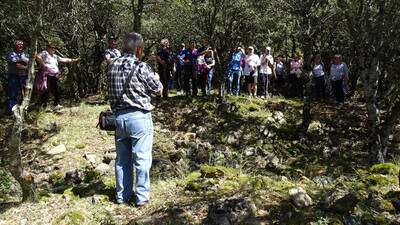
[35,42,79,108]
[289,53,303,98]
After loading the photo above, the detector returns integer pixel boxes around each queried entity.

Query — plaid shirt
[108,53,163,111]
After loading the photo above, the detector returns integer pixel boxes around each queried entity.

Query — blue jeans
[114,108,153,204]
[227,70,241,95]
[206,69,214,95]
[7,74,27,113]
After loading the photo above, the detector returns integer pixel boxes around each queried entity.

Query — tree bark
[133,0,144,33]
[363,56,385,163]
[7,0,43,202]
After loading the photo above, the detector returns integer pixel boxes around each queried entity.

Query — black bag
[97,60,140,131]
[97,110,116,131]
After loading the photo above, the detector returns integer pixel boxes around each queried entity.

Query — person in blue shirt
[6,39,29,115]
[175,43,188,93]
[227,47,244,96]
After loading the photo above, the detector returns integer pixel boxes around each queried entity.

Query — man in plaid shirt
[108,32,162,206]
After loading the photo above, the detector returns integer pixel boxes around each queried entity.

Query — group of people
[226,46,349,106]
[4,33,350,208]
[5,40,79,114]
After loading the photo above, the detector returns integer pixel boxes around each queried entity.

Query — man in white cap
[259,46,274,98]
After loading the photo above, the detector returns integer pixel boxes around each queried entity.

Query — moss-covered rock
[370,163,400,175]
[200,165,239,179]
[49,170,64,186]
[52,210,86,225]
[366,174,398,187]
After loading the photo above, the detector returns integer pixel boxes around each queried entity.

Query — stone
[34,173,50,184]
[103,152,116,164]
[325,189,359,213]
[288,187,313,208]
[245,147,255,156]
[226,135,237,145]
[19,219,27,225]
[184,132,196,140]
[205,198,255,225]
[47,144,66,155]
[65,169,85,184]
[95,163,110,175]
[84,153,97,165]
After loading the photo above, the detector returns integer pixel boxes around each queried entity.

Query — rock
[205,198,255,225]
[34,173,50,184]
[313,176,334,187]
[19,219,27,225]
[95,163,110,175]
[226,135,237,145]
[184,132,196,140]
[44,121,59,132]
[174,139,189,148]
[65,169,85,184]
[47,144,66,155]
[91,195,108,204]
[103,152,116,164]
[289,187,313,208]
[265,152,282,170]
[84,153,97,165]
[325,189,359,213]
[245,147,255,156]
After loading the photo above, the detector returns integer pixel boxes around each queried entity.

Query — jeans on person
[332,79,344,104]
[114,108,153,204]
[7,74,27,113]
[206,69,214,95]
[227,70,241,96]
[314,76,326,99]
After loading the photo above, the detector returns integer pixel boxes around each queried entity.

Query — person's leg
[206,69,213,95]
[183,69,190,96]
[227,70,233,95]
[129,112,153,205]
[115,115,133,203]
[159,67,169,98]
[7,74,19,114]
[234,71,241,96]
[266,74,271,97]
[192,68,198,96]
[257,73,266,97]
[47,76,60,106]
[337,79,344,103]
[19,75,28,101]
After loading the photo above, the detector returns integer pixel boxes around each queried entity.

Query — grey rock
[227,135,237,145]
[95,163,110,175]
[103,152,116,164]
[84,153,97,165]
[245,147,255,156]
[47,144,66,155]
[324,189,359,213]
[289,187,313,208]
[65,169,84,184]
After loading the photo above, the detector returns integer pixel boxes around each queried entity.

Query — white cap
[266,46,271,51]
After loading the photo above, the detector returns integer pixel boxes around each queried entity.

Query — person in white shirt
[311,54,326,99]
[258,46,274,98]
[330,54,349,106]
[243,46,260,97]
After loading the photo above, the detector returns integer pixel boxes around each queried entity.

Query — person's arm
[58,56,79,64]
[140,63,163,95]
[343,63,349,80]
[35,52,45,65]
[105,53,113,65]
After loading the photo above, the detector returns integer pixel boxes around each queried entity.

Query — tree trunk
[133,0,144,33]
[363,57,384,163]
[300,38,314,135]
[7,0,43,202]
